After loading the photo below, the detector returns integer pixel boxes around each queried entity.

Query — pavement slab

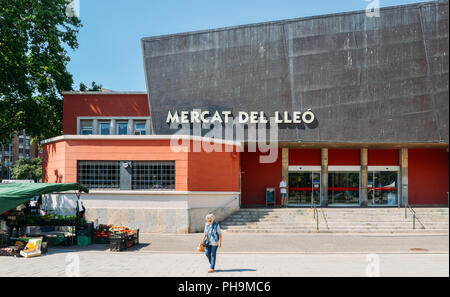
[1,233,448,277]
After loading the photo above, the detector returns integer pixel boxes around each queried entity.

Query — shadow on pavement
[45,243,150,254]
[214,269,257,273]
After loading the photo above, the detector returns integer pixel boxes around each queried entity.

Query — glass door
[288,171,321,206]
[368,167,399,206]
[328,167,360,205]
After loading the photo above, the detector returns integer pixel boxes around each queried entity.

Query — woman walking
[200,214,222,273]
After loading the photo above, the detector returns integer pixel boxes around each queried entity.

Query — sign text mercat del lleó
[166,110,316,125]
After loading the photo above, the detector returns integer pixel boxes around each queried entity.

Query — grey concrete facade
[142,1,449,145]
[42,191,240,233]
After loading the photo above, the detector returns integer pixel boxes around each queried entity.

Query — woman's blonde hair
[205,214,216,222]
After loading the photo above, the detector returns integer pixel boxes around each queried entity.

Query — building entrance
[288,166,321,206]
[328,166,360,206]
[368,166,399,206]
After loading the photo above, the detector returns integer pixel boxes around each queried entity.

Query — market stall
[0,183,88,257]
[0,183,139,256]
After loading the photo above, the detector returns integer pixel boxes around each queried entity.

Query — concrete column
[128,120,134,135]
[400,148,409,207]
[281,148,289,207]
[146,119,151,135]
[321,148,329,207]
[93,119,99,135]
[281,147,289,182]
[110,119,116,135]
[360,148,368,207]
[120,161,132,190]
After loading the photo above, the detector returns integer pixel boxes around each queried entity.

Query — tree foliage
[79,81,103,92]
[11,157,42,181]
[0,0,82,144]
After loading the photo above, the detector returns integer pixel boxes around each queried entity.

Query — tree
[0,163,8,180]
[0,0,82,144]
[11,157,42,181]
[79,81,103,92]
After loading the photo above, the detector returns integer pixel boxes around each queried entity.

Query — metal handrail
[313,203,319,231]
[313,202,329,231]
[405,204,426,230]
[319,206,329,231]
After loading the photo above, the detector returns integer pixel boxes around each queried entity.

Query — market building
[42,1,449,233]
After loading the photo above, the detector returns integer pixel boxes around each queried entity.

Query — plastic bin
[48,234,67,246]
[77,235,92,246]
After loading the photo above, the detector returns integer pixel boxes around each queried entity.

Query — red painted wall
[409,149,449,205]
[63,93,149,134]
[328,149,360,166]
[241,149,282,206]
[43,139,189,190]
[188,142,240,192]
[368,149,399,165]
[289,149,321,165]
[43,139,240,192]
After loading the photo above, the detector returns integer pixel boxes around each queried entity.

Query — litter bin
[266,188,276,207]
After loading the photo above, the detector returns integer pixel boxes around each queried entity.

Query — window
[99,122,110,135]
[80,120,93,135]
[134,122,147,135]
[77,161,120,189]
[116,122,128,135]
[132,161,175,190]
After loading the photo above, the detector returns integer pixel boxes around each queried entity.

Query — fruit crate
[110,237,127,252]
[0,245,24,257]
[129,229,139,245]
[76,223,93,236]
[0,233,9,248]
[94,230,110,238]
[94,237,110,244]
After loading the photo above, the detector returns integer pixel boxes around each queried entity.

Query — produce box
[94,230,110,238]
[109,228,139,252]
[94,237,110,244]
[0,245,24,257]
[110,238,126,252]
[0,232,9,248]
[20,238,43,258]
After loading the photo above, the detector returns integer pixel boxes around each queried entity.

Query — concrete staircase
[220,208,449,233]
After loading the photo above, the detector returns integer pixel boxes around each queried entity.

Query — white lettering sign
[166,110,316,125]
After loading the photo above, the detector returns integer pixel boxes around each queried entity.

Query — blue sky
[67,0,427,92]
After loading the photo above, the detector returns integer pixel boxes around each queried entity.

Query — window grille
[132,161,175,190]
[77,161,120,189]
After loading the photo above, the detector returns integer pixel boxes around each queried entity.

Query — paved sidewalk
[0,251,448,277]
[0,233,448,277]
